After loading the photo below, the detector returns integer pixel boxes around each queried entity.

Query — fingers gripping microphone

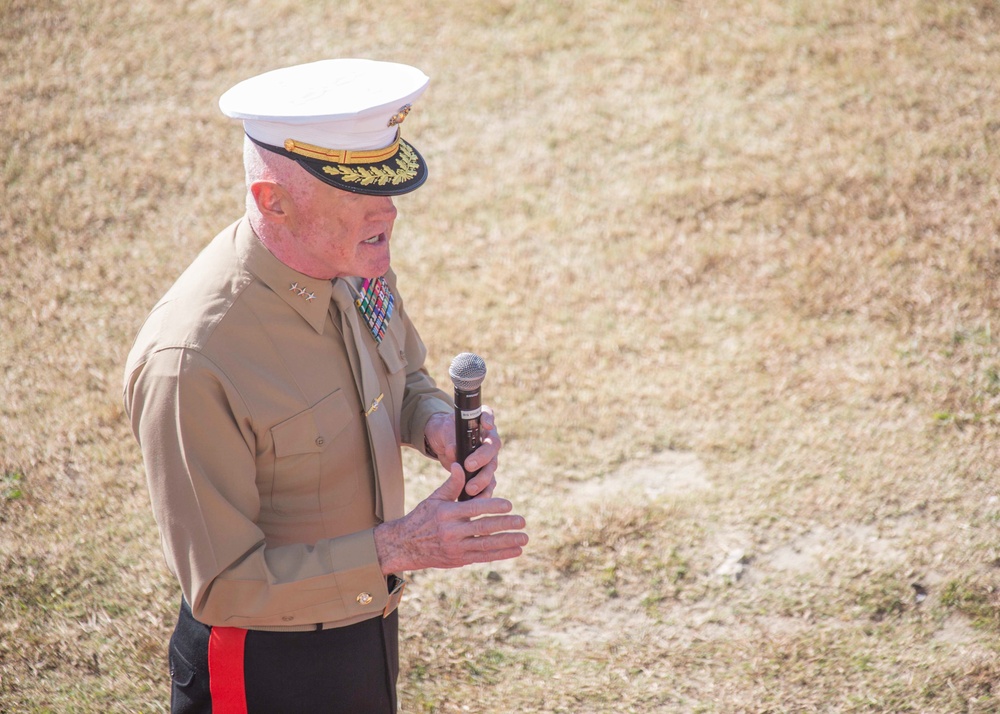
[449,353,487,502]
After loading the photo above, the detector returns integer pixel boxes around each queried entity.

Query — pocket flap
[272,390,352,457]
[377,327,407,374]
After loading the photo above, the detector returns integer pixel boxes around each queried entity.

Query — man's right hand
[373,463,528,575]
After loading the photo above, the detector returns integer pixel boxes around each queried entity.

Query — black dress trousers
[169,598,399,714]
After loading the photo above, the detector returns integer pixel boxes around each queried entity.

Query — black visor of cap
[248,134,428,197]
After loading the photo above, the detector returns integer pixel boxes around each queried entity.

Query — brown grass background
[2,0,998,711]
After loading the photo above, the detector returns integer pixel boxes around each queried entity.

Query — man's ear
[250,181,295,225]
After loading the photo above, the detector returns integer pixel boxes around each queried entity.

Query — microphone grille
[449,352,487,391]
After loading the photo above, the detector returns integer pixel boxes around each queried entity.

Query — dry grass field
[2,0,999,711]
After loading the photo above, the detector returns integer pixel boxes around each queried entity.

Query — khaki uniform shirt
[123,218,451,629]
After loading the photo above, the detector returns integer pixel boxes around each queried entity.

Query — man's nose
[370,195,397,221]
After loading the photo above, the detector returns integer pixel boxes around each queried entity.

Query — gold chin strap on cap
[283,130,401,164]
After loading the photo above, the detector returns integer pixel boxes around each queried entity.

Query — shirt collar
[235,218,334,334]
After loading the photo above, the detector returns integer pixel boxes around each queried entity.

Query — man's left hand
[423,407,501,500]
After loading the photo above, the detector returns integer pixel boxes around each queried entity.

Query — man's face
[292,178,398,280]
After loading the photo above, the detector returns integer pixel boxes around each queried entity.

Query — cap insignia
[387,104,412,127]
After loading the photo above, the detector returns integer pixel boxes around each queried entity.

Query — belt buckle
[383,575,407,618]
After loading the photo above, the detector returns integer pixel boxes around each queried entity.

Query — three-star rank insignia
[289,282,316,301]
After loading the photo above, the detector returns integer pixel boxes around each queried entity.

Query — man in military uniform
[123,59,528,713]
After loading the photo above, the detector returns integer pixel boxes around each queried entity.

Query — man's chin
[359,258,391,280]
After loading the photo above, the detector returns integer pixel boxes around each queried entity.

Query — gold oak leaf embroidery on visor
[323,141,420,187]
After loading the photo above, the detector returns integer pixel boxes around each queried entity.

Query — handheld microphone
[449,352,487,502]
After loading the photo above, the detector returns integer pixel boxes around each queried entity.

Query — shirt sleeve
[124,347,390,628]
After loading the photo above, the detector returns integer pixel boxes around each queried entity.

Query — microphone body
[449,353,487,502]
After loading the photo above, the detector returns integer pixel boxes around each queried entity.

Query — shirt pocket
[377,318,408,375]
[270,389,355,514]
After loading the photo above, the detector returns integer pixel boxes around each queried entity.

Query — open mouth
[363,232,385,245]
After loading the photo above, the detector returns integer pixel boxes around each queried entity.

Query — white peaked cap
[219,59,430,195]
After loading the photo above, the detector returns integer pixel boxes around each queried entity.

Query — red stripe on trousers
[208,626,248,714]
